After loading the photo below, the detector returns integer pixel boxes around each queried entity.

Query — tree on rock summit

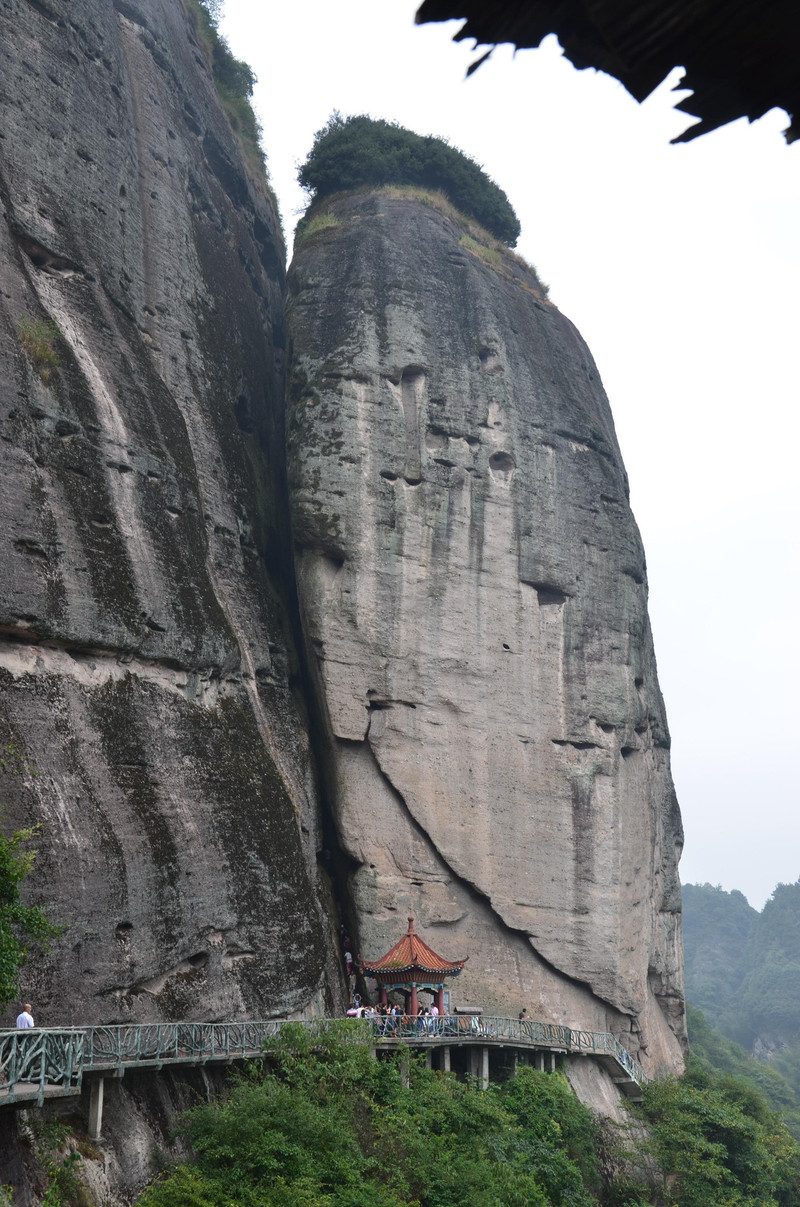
[298,113,521,247]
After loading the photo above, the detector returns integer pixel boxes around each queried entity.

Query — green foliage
[627,1059,800,1207]
[183,0,265,180]
[17,316,60,382]
[29,1118,85,1207]
[136,1023,596,1207]
[133,1024,800,1207]
[0,819,59,1006]
[292,210,340,249]
[1,743,60,1006]
[688,1005,800,1139]
[298,113,521,246]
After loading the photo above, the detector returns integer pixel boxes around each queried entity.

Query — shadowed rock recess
[287,191,686,1077]
[0,0,342,1043]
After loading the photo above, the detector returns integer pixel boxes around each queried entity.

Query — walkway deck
[0,1016,647,1120]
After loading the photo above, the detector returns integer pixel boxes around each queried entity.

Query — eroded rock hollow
[287,191,686,1075]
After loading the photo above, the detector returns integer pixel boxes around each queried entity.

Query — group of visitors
[345,999,450,1035]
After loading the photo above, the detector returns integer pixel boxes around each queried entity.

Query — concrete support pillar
[442,1045,451,1073]
[425,1050,432,1069]
[535,1051,545,1072]
[88,1077,104,1141]
[400,1050,410,1089]
[481,1046,489,1091]
[548,1052,556,1072]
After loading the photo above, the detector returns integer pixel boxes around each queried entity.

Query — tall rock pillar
[287,190,686,1078]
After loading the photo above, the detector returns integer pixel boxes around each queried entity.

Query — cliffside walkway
[0,1017,647,1136]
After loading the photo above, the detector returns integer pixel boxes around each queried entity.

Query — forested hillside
[134,1022,800,1207]
[684,881,800,1118]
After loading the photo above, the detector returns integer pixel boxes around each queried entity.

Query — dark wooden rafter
[415,0,800,143]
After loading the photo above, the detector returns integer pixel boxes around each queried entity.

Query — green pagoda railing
[0,1016,647,1108]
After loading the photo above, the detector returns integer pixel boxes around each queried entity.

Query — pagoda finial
[407,916,415,934]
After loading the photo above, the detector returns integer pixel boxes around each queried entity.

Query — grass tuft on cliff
[17,315,60,382]
[298,113,521,247]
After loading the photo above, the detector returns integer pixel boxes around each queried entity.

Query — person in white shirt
[16,1004,34,1028]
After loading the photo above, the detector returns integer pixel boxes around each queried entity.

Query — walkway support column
[88,1077,104,1141]
[481,1046,489,1091]
[442,1045,450,1072]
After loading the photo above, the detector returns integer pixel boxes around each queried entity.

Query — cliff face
[0,0,340,1029]
[0,3,686,1180]
[287,191,686,1075]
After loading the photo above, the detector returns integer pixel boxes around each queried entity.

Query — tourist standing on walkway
[16,1003,34,1028]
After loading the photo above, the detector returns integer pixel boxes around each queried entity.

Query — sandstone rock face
[287,191,686,1076]
[0,0,341,1030]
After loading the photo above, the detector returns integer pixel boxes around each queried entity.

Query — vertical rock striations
[0,0,340,1027]
[287,190,686,1077]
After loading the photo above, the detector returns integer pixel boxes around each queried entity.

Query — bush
[298,113,521,246]
[136,1024,595,1207]
[630,1059,800,1206]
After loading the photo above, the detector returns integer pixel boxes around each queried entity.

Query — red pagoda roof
[359,917,467,978]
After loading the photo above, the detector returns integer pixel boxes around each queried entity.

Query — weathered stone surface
[287,191,686,1076]
[0,0,342,1035]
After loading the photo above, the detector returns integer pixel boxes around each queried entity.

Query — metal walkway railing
[0,1016,647,1108]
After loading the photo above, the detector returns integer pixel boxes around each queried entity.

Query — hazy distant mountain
[683,880,800,1102]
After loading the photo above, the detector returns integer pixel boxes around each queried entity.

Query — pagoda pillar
[409,985,418,1016]
[436,987,444,1013]
[379,986,388,1006]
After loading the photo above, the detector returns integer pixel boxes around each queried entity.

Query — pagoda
[358,917,468,1015]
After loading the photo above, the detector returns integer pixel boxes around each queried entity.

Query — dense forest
[125,1022,800,1207]
[684,881,800,1133]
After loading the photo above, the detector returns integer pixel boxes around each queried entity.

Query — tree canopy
[298,114,521,247]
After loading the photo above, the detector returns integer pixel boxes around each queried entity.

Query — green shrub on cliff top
[298,113,521,247]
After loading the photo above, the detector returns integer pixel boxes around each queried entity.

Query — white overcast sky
[221,0,800,912]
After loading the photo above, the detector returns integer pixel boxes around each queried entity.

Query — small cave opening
[234,393,256,433]
[488,451,516,479]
